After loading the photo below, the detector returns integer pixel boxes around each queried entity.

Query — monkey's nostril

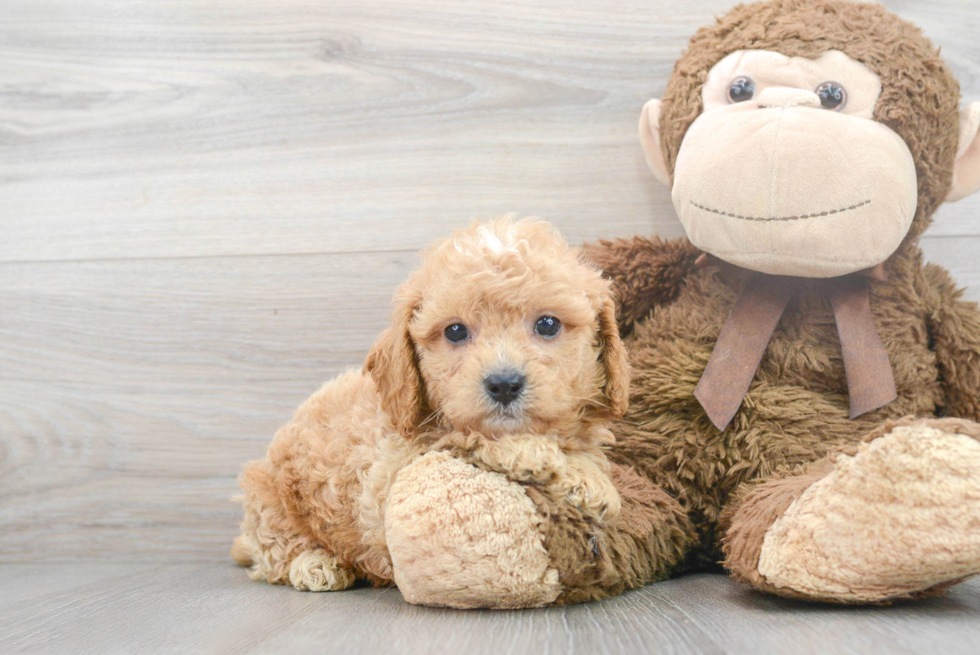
[484,371,526,406]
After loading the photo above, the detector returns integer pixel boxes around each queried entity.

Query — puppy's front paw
[565,477,621,520]
[288,550,355,592]
[475,436,565,484]
[561,456,622,521]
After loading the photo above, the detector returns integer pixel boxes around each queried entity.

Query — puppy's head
[364,217,629,438]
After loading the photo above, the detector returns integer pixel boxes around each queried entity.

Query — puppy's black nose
[484,371,526,406]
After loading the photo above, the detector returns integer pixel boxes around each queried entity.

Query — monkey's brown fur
[565,0,980,601]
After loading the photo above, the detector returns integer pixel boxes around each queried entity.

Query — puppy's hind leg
[230,534,254,567]
[289,550,356,591]
[237,500,356,591]
[235,463,356,591]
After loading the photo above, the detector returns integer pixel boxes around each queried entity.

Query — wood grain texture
[0,253,408,562]
[0,0,978,569]
[0,0,976,263]
[1,567,979,655]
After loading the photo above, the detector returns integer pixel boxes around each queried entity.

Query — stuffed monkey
[386,0,980,606]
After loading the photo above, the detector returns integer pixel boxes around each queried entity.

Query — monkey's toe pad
[759,420,980,603]
[385,451,561,609]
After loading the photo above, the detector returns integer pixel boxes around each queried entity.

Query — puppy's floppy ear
[597,294,630,418]
[364,294,426,438]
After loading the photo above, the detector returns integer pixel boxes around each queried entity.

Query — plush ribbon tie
[694,269,897,431]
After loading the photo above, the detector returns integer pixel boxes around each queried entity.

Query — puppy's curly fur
[232,217,630,591]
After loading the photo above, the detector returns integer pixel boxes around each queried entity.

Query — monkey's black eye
[727,77,756,103]
[534,316,561,338]
[815,81,847,110]
[444,323,469,343]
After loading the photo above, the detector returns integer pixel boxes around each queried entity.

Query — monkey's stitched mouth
[691,199,871,222]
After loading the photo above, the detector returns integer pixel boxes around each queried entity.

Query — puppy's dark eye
[534,316,561,338]
[727,76,755,103]
[444,323,469,343]
[815,81,847,110]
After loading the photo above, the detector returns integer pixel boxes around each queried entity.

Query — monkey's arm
[385,450,695,608]
[580,236,699,336]
[924,263,980,421]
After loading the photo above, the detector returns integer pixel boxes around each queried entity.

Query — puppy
[232,217,630,592]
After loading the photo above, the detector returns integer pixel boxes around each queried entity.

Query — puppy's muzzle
[484,370,526,406]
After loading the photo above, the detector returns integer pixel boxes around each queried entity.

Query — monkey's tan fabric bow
[694,269,897,431]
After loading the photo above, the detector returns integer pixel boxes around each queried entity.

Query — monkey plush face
[640,0,980,279]
[668,50,915,277]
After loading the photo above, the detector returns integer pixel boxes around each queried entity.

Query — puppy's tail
[230,535,254,567]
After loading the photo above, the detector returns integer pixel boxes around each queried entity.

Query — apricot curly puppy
[232,217,630,591]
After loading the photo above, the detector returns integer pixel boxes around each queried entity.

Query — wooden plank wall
[1,0,978,563]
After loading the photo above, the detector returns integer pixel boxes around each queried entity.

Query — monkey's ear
[363,298,425,438]
[598,295,630,419]
[639,99,671,186]
[948,102,980,203]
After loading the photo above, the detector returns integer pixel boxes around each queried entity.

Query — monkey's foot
[728,418,980,603]
[288,550,356,592]
[385,451,561,609]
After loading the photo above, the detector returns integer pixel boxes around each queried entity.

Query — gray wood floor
[2,566,979,655]
[2,0,980,652]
